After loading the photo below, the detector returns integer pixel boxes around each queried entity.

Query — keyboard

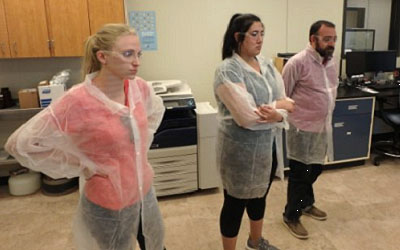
[368,81,400,90]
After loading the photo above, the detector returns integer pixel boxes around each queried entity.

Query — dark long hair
[222,13,262,60]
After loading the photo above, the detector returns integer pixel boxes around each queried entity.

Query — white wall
[287,0,343,60]
[126,0,344,105]
[0,0,344,105]
[347,0,391,50]
[125,0,288,106]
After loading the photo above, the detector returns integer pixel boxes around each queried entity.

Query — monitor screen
[346,50,397,77]
[346,51,367,76]
[367,51,397,73]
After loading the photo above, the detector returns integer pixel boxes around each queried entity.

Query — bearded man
[281,20,339,239]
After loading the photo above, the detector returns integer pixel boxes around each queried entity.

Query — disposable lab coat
[283,45,339,164]
[214,53,288,199]
[5,72,165,250]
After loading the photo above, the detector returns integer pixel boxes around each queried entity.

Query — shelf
[0,149,18,166]
[0,107,42,117]
[0,158,18,165]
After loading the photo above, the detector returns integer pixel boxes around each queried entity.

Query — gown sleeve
[5,102,98,179]
[136,78,165,148]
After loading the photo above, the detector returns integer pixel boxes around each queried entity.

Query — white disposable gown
[214,53,289,199]
[5,72,166,250]
[283,45,339,164]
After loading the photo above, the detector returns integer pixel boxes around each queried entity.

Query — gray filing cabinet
[328,97,375,163]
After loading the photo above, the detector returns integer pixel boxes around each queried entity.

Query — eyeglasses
[104,49,142,63]
[241,31,265,39]
[315,35,337,43]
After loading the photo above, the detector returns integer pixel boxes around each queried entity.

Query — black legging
[137,219,166,250]
[137,219,146,250]
[219,151,278,238]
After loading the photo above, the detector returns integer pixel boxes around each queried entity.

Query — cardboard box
[38,84,65,107]
[274,57,288,73]
[18,88,39,109]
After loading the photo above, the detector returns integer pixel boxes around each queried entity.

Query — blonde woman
[5,24,165,250]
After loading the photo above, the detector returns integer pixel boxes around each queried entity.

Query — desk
[327,86,375,165]
[330,85,399,165]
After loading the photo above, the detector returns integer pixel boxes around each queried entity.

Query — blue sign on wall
[129,11,158,51]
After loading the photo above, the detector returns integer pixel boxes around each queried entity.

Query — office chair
[372,94,400,166]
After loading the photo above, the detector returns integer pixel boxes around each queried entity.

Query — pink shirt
[282,45,338,132]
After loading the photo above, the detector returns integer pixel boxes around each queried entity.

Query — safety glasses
[103,49,142,63]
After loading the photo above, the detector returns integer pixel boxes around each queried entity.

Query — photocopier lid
[149,80,195,110]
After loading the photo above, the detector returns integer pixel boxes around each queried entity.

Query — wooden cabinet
[46,0,90,57]
[3,0,50,58]
[88,0,125,34]
[0,0,10,58]
[1,0,125,58]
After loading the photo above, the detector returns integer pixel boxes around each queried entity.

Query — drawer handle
[0,43,5,55]
[13,42,17,56]
[347,105,358,110]
[156,170,181,175]
[156,160,179,165]
[334,122,344,128]
[157,178,184,183]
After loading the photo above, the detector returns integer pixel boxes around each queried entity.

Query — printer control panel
[164,97,196,110]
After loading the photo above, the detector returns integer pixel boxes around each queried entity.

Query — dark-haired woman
[214,13,294,250]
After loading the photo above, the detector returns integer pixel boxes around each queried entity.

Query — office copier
[148,80,220,196]
[148,80,198,196]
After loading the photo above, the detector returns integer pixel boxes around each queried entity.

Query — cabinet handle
[334,122,344,128]
[347,105,358,110]
[48,40,55,53]
[13,42,17,56]
[0,43,4,56]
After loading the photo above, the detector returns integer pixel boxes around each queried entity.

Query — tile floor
[0,157,399,250]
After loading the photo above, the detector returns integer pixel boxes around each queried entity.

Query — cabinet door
[3,0,50,57]
[0,0,10,58]
[87,0,125,34]
[332,114,371,161]
[46,0,90,57]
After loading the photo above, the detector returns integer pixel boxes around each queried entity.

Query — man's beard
[315,42,334,59]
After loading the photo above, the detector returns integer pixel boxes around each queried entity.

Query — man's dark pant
[283,159,322,222]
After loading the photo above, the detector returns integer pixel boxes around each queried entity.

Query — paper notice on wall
[129,11,158,51]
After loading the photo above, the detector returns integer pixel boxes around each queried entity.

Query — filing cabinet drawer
[153,179,198,197]
[148,145,198,197]
[150,154,196,173]
[333,98,374,116]
[153,171,197,183]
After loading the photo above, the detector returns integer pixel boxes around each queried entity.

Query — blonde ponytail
[80,23,136,80]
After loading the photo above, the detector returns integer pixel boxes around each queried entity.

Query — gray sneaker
[245,237,279,250]
[282,218,309,239]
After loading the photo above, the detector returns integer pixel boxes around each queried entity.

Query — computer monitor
[346,51,367,76]
[346,50,397,77]
[367,50,397,73]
